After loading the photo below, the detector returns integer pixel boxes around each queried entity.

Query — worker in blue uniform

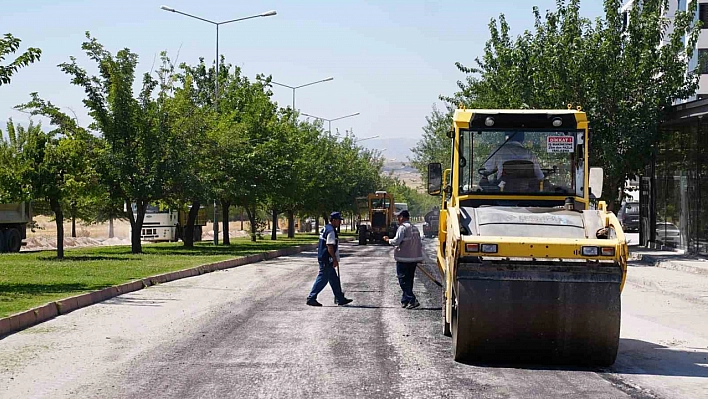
[306,212,353,307]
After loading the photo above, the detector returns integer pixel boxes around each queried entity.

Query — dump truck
[133,204,206,242]
[0,202,31,253]
[427,107,628,365]
[356,191,397,245]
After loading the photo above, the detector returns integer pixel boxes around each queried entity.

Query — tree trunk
[246,207,257,242]
[128,199,145,254]
[240,208,244,231]
[221,200,231,246]
[315,217,320,234]
[108,218,114,239]
[71,202,76,238]
[183,200,201,248]
[50,198,64,259]
[606,175,625,212]
[287,210,295,238]
[271,209,278,240]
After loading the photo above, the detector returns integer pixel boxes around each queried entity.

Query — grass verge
[0,235,318,317]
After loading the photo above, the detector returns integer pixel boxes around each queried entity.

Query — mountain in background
[361,136,419,163]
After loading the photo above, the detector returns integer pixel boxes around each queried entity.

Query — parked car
[656,222,681,248]
[618,201,640,232]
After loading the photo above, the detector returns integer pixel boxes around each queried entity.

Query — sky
[0,0,606,161]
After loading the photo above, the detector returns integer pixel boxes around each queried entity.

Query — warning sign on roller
[547,136,574,153]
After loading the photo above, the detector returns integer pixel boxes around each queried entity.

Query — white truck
[0,202,31,253]
[136,204,206,242]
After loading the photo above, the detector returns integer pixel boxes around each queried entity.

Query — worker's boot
[306,299,322,307]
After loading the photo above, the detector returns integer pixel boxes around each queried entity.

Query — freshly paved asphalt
[1,234,706,398]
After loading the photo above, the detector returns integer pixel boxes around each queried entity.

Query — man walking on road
[384,210,424,309]
[306,212,353,307]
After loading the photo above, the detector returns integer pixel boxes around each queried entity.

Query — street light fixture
[300,112,360,133]
[161,5,276,245]
[354,135,379,142]
[268,77,334,110]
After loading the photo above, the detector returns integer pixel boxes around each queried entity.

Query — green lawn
[0,235,319,318]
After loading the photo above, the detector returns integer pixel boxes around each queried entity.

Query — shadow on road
[103,296,179,307]
[612,338,708,378]
[450,338,708,378]
[338,304,442,311]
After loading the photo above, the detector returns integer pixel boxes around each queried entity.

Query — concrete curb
[637,254,708,276]
[0,240,333,338]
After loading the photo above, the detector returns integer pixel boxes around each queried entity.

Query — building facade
[641,98,708,255]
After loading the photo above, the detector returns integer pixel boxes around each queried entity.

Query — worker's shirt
[388,222,424,262]
[484,142,544,180]
[317,224,340,263]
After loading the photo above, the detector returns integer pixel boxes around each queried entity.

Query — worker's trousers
[396,261,417,305]
[308,261,345,303]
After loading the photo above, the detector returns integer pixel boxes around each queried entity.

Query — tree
[0,33,41,86]
[410,105,453,178]
[380,174,439,218]
[160,55,214,247]
[0,120,32,203]
[206,70,279,242]
[263,109,302,240]
[439,0,701,209]
[299,127,383,231]
[4,102,97,259]
[58,33,171,253]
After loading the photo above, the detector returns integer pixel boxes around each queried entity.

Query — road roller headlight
[601,247,616,256]
[581,246,599,256]
[466,243,480,253]
[481,244,498,253]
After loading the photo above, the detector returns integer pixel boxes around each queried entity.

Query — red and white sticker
[547,136,574,153]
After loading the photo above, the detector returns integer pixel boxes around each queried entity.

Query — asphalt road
[1,235,707,398]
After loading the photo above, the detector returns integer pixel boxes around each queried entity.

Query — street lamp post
[300,112,361,134]
[269,77,334,111]
[161,5,276,245]
[354,135,380,143]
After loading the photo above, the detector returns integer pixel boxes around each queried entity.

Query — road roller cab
[427,108,628,365]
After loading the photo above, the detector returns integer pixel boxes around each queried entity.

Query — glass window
[699,49,708,74]
[370,198,391,209]
[625,202,640,215]
[700,4,708,28]
[460,129,585,196]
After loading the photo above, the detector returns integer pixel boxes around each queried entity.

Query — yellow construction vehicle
[427,108,628,365]
[356,191,397,245]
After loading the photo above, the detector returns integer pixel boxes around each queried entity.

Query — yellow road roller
[427,107,628,366]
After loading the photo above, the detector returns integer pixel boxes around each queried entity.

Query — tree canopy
[413,0,702,209]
